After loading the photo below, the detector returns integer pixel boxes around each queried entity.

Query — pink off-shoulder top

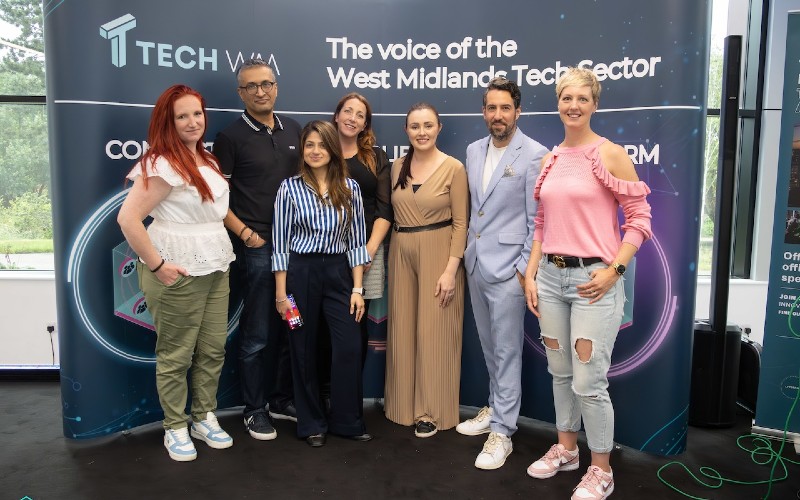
[532,137,652,263]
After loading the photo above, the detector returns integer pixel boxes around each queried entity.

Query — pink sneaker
[571,465,614,499]
[526,443,580,479]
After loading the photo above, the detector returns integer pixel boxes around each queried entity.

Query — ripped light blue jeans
[536,256,624,453]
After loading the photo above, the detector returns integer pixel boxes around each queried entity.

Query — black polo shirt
[213,111,302,241]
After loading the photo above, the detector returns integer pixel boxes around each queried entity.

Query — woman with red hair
[118,84,235,462]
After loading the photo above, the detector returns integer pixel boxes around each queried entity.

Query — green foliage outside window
[0,0,51,262]
[0,0,45,94]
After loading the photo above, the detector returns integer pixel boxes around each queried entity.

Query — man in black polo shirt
[214,58,301,440]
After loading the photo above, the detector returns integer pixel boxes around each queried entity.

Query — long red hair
[136,84,222,202]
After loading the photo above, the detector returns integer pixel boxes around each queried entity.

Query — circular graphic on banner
[780,375,800,400]
[66,191,242,363]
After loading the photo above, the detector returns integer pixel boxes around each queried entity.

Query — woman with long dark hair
[272,120,373,447]
[332,92,392,357]
[384,103,469,438]
[316,93,394,410]
[118,84,235,462]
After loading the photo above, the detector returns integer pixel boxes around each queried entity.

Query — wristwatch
[352,287,365,295]
[612,263,626,276]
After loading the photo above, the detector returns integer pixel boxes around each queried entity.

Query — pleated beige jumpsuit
[384,155,469,430]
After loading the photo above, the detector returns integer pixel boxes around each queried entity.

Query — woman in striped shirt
[272,120,373,447]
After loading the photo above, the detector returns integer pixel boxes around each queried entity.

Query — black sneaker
[244,412,277,440]
[414,420,437,438]
[269,402,298,423]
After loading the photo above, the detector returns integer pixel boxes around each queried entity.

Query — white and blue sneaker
[164,427,197,462]
[190,412,234,450]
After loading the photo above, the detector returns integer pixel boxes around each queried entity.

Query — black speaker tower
[689,35,744,428]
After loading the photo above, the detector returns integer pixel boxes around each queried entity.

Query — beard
[489,121,516,142]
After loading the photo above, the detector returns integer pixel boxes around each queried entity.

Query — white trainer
[190,412,233,449]
[474,432,512,470]
[164,427,197,462]
[527,443,580,479]
[571,465,614,499]
[456,406,493,436]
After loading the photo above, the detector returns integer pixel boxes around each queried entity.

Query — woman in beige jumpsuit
[384,102,469,438]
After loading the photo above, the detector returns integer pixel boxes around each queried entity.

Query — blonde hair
[555,67,601,103]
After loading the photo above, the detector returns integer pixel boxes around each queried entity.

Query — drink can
[285,294,303,330]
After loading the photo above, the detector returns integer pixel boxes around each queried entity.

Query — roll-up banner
[45,0,708,454]
[754,11,800,440]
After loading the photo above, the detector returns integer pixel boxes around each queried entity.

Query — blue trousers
[466,261,525,437]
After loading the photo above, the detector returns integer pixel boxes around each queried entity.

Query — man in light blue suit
[457,77,548,470]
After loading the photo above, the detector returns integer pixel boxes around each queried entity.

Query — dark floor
[1,381,798,500]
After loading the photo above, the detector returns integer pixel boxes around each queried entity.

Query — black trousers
[286,252,365,438]
[318,301,369,399]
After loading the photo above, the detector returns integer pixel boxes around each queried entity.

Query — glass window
[0,4,45,95]
[0,2,51,271]
[698,0,729,275]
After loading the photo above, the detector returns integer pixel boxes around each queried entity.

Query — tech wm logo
[99,13,218,71]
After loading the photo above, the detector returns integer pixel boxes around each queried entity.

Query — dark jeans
[233,238,293,416]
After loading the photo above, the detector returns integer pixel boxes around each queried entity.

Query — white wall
[694,278,768,344]
[0,271,59,366]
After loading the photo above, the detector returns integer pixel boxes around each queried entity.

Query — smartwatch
[352,287,365,295]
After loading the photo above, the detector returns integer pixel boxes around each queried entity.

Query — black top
[346,146,393,239]
[213,111,302,239]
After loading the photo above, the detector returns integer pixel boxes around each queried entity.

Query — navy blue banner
[755,12,800,437]
[46,0,708,454]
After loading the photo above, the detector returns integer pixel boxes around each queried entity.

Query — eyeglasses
[239,81,276,95]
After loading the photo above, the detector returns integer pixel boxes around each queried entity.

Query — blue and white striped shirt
[272,175,370,271]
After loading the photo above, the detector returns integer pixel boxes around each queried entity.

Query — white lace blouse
[127,156,235,276]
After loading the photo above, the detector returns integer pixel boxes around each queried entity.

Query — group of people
[117,57,652,500]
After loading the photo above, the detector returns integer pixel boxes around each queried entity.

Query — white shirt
[127,156,235,276]
[482,142,507,193]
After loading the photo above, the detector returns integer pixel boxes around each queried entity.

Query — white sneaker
[474,432,512,470]
[164,427,197,462]
[571,465,614,499]
[190,412,233,449]
[456,406,492,436]
[527,443,580,479]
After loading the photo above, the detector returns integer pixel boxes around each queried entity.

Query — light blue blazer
[464,128,548,283]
